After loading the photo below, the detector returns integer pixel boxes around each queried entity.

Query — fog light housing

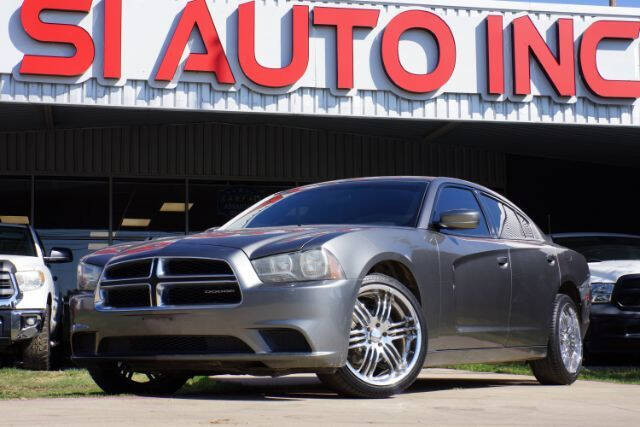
[22,315,41,329]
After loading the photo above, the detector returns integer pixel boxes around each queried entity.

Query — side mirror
[45,247,73,264]
[438,209,480,230]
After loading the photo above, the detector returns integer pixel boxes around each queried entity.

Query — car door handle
[547,255,557,265]
[497,256,509,268]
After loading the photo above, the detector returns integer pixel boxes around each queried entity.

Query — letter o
[381,10,456,93]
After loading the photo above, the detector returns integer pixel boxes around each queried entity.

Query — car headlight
[77,262,103,291]
[15,270,46,292]
[591,282,615,304]
[251,248,345,283]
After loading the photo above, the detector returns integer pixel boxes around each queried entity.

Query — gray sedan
[71,177,590,398]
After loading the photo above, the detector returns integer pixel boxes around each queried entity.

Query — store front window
[188,182,291,232]
[113,180,186,237]
[0,177,31,225]
[0,177,295,297]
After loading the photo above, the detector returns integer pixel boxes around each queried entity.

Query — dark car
[552,233,640,356]
[71,177,590,398]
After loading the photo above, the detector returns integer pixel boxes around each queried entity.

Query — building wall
[0,121,507,189]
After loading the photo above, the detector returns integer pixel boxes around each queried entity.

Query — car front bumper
[0,309,45,350]
[70,278,359,374]
[585,303,640,354]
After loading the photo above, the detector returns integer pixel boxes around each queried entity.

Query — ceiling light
[88,243,109,250]
[121,218,151,227]
[0,216,30,224]
[160,202,194,212]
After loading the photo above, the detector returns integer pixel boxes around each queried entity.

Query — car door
[433,186,512,350]
[478,193,560,348]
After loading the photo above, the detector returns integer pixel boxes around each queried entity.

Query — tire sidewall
[338,273,428,396]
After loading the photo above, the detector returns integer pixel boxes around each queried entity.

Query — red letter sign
[486,15,505,95]
[238,1,309,88]
[104,0,121,79]
[512,16,575,97]
[156,0,234,84]
[381,10,456,93]
[20,0,95,77]
[580,20,640,99]
[313,7,379,89]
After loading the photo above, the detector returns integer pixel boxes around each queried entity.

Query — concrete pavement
[1,369,637,426]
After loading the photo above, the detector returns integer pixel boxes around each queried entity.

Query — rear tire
[318,273,427,398]
[88,362,189,395]
[531,294,583,385]
[21,305,51,371]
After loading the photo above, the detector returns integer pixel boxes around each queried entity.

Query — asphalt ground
[0,369,637,426]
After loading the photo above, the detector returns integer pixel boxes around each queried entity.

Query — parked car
[552,233,640,356]
[0,224,72,369]
[71,177,590,398]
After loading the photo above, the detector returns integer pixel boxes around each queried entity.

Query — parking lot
[1,369,638,426]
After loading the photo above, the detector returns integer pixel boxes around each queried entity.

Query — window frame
[478,191,543,243]
[429,184,494,239]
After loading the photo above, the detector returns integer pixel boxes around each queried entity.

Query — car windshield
[0,226,37,257]
[222,181,428,229]
[554,236,640,262]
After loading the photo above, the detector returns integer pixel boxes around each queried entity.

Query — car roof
[551,232,640,239]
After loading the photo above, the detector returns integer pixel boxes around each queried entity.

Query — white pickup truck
[0,224,72,370]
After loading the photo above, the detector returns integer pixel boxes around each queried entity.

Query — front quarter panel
[320,227,441,348]
[556,246,591,336]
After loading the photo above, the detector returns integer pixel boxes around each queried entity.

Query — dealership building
[1,0,640,295]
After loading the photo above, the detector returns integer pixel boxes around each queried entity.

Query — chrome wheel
[347,284,422,386]
[558,305,582,374]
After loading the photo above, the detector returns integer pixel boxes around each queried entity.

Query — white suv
[0,224,72,370]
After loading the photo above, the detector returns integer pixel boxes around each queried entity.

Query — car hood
[0,255,43,272]
[588,260,640,283]
[84,226,365,267]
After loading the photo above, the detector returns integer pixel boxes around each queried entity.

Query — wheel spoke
[380,294,393,323]
[387,326,417,341]
[382,343,404,371]
[354,301,371,326]
[363,348,381,377]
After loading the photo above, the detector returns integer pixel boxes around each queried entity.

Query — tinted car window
[479,194,533,241]
[433,187,490,237]
[223,181,428,229]
[0,226,36,257]
[554,236,640,262]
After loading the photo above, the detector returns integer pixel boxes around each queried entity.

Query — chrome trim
[10,309,44,341]
[0,262,21,309]
[95,256,243,311]
[156,256,236,280]
[101,258,154,282]
[97,283,153,310]
[156,281,242,309]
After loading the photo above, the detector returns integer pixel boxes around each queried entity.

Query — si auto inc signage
[3,0,640,106]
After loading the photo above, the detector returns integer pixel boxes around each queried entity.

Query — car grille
[160,258,234,277]
[97,335,253,356]
[104,259,152,281]
[103,284,151,308]
[0,272,15,298]
[99,257,241,309]
[160,283,241,306]
[613,275,640,311]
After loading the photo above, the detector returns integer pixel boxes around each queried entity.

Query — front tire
[318,273,427,398]
[88,362,189,395]
[21,305,51,371]
[531,294,583,385]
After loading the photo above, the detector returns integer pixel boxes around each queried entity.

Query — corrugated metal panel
[0,122,506,189]
[1,76,637,127]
